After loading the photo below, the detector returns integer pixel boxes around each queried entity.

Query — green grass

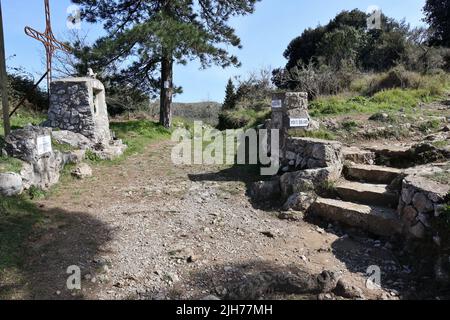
[341,120,359,132]
[309,88,444,118]
[0,155,23,174]
[418,119,443,133]
[218,108,271,130]
[109,120,171,163]
[432,140,450,148]
[0,196,44,271]
[0,111,46,138]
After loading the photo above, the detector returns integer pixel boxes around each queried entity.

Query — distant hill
[149,101,222,126]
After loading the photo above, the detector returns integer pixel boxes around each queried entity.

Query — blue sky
[3,0,427,103]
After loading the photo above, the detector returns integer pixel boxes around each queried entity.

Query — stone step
[366,145,413,159]
[336,181,399,208]
[343,146,375,165]
[344,164,403,184]
[310,198,403,237]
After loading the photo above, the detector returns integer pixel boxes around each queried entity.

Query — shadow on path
[0,197,112,300]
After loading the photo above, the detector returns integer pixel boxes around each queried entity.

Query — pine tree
[223,78,236,110]
[71,0,260,128]
[424,0,450,47]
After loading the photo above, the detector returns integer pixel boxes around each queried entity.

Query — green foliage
[223,79,237,111]
[318,26,365,70]
[72,0,260,116]
[424,0,450,47]
[218,68,275,130]
[341,120,359,132]
[217,108,271,130]
[85,150,103,163]
[0,111,46,138]
[110,120,171,159]
[27,186,47,200]
[309,87,444,117]
[281,9,410,75]
[418,119,442,133]
[1,68,49,113]
[0,156,23,174]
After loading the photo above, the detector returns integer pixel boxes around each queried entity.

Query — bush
[274,62,357,99]
[349,67,449,97]
[217,108,271,130]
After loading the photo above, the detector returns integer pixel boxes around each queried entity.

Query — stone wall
[251,138,344,202]
[398,175,450,240]
[283,137,343,172]
[47,77,111,145]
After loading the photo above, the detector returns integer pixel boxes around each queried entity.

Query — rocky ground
[4,138,440,301]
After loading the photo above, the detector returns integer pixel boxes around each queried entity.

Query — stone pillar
[47,77,111,145]
[270,92,313,157]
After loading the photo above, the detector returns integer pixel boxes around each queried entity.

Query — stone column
[270,92,311,158]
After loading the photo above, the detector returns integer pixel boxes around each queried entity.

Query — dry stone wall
[398,175,450,240]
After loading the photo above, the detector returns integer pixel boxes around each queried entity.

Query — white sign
[164,81,171,89]
[289,118,310,128]
[36,135,52,155]
[271,99,282,109]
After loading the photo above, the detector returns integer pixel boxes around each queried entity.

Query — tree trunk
[159,53,173,128]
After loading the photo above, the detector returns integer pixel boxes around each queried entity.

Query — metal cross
[24,0,71,92]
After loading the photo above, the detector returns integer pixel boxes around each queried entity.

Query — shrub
[274,62,357,99]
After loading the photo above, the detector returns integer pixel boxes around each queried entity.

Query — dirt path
[20,140,417,300]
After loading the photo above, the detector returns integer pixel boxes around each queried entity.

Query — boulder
[284,137,343,170]
[280,166,342,197]
[0,173,24,196]
[71,163,93,179]
[282,192,317,212]
[20,151,65,190]
[250,178,281,201]
[4,125,53,162]
[63,149,86,164]
[52,130,92,149]
[90,140,127,160]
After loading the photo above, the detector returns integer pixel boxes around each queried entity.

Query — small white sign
[271,99,282,109]
[36,135,52,155]
[164,81,171,89]
[290,118,310,128]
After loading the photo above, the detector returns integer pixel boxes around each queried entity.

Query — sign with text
[289,118,309,128]
[271,99,282,109]
[36,135,52,155]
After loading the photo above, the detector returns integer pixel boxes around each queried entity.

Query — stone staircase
[311,160,405,237]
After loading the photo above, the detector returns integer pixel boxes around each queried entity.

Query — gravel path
[24,140,415,300]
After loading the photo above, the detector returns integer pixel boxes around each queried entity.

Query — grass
[0,196,44,273]
[309,88,445,118]
[0,155,23,174]
[418,119,443,133]
[427,164,450,185]
[0,111,46,138]
[218,108,271,130]
[432,140,450,148]
[109,120,171,163]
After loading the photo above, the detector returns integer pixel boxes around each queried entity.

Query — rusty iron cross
[24,0,71,91]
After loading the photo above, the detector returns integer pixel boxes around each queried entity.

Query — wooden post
[0,0,10,136]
